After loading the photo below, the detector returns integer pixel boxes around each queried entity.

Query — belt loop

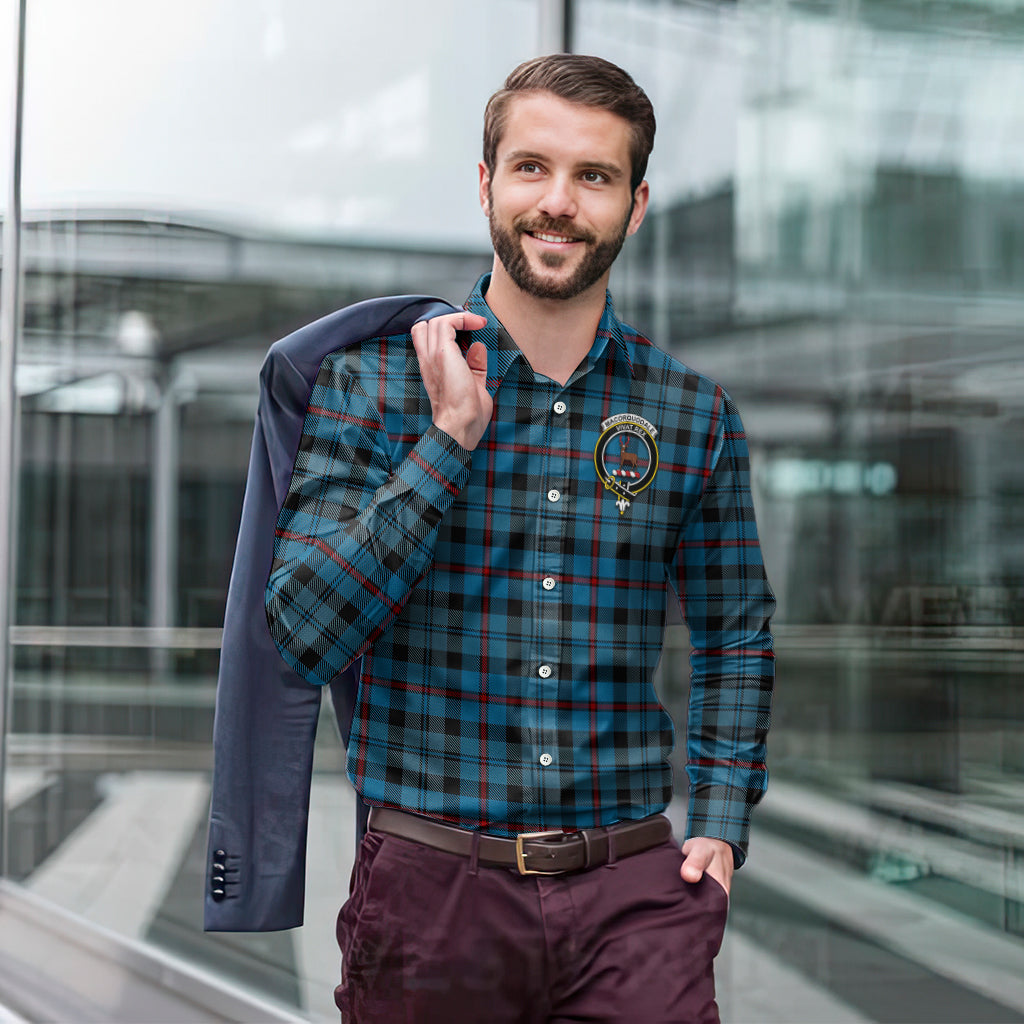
[606,829,618,869]
[468,831,480,877]
[581,829,593,869]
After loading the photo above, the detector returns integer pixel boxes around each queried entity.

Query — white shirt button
[542,577,556,590]
[553,401,566,415]
[539,753,553,766]
[547,489,560,503]
[538,664,552,679]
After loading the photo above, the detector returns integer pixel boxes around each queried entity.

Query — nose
[536,174,577,220]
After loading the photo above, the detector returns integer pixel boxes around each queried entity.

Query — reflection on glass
[6,0,1024,1020]
[8,1,537,1019]
[0,0,13,215]
[580,0,1024,1021]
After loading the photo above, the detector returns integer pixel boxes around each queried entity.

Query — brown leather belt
[368,806,673,875]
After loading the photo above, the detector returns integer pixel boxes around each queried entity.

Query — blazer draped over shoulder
[204,295,458,932]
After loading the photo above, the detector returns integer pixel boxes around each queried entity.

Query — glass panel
[12,2,538,1018]
[1,0,20,894]
[576,1,1024,1020]
[0,1,12,216]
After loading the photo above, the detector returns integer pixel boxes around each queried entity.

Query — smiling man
[265,54,775,1023]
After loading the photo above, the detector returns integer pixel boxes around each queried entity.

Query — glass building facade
[1,1,1023,1020]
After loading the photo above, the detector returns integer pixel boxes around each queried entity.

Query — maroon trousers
[335,828,729,1023]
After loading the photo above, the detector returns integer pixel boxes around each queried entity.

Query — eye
[581,170,609,184]
[517,162,542,175]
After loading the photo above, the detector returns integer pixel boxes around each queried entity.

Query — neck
[484,259,608,386]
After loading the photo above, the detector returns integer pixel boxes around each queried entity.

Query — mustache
[513,216,595,244]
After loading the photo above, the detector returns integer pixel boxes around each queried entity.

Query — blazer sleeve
[204,296,457,932]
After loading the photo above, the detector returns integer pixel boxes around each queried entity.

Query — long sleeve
[265,355,472,685]
[670,387,776,866]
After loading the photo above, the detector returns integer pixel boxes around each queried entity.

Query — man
[266,54,775,1023]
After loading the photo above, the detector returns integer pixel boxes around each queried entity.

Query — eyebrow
[502,150,626,181]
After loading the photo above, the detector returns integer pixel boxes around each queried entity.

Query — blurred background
[1,0,1023,1021]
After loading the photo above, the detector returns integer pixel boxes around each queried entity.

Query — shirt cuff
[685,789,753,869]
[426,423,473,467]
[392,424,473,515]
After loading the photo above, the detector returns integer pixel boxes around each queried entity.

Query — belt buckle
[515,830,567,876]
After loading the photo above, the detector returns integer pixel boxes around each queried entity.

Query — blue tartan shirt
[266,274,775,863]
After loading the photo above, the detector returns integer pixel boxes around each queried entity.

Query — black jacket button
[211,888,226,902]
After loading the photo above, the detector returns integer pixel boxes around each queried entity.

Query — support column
[0,0,28,879]
[537,0,572,53]
[149,365,179,672]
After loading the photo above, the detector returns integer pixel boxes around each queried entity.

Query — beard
[488,189,631,301]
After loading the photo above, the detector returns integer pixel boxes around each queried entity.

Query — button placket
[535,391,572,798]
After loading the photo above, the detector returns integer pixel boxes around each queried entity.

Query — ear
[478,161,492,216]
[625,180,650,237]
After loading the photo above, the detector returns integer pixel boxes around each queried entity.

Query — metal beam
[148,365,179,680]
[537,0,571,52]
[0,0,28,880]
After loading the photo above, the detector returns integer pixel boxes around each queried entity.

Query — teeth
[533,232,575,244]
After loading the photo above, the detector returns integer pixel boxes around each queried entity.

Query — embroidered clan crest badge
[594,413,659,514]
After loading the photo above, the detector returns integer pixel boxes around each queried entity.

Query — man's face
[480,92,649,302]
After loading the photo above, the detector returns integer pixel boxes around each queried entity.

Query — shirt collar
[462,273,635,390]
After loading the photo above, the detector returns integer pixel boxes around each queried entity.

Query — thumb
[466,341,489,374]
[680,844,710,883]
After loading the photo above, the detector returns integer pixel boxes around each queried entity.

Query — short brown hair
[483,54,656,193]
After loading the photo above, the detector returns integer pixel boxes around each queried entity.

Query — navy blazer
[204,295,458,932]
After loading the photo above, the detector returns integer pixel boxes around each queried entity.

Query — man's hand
[680,836,734,896]
[411,311,491,451]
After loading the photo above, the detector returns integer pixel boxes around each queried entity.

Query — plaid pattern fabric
[266,274,775,860]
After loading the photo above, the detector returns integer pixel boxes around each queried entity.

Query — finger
[411,320,430,359]
[679,845,712,883]
[466,341,488,373]
[416,317,459,362]
[459,311,489,331]
[680,859,705,883]
[423,309,487,337]
[422,314,489,363]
